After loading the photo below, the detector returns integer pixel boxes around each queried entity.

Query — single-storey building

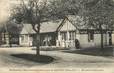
[0,15,114,48]
[56,15,114,48]
[19,24,36,46]
[19,20,60,47]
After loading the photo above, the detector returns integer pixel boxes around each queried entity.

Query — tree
[50,0,114,49]
[11,0,52,56]
[2,19,23,47]
[79,0,114,49]
[10,0,81,56]
[49,0,80,19]
[10,0,114,54]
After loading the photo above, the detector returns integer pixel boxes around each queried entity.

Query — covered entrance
[59,31,76,47]
[40,33,57,46]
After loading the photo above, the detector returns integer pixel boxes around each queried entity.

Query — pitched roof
[20,24,36,34]
[20,20,61,34]
[57,15,88,31]
[40,20,61,33]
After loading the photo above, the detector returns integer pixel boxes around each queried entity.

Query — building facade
[0,15,114,48]
[56,16,114,48]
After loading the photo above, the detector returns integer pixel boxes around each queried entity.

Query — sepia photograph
[0,0,114,73]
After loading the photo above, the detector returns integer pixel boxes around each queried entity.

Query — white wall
[57,31,76,48]
[78,34,94,48]
[57,19,77,48]
[19,34,32,46]
[78,33,109,48]
[112,33,114,45]
[60,19,76,31]
[94,34,101,47]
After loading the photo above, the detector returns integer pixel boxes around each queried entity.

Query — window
[69,31,75,40]
[88,31,94,42]
[29,36,33,41]
[21,35,28,43]
[24,35,28,42]
[61,32,67,40]
[21,35,24,43]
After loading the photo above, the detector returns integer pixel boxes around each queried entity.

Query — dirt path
[0,47,114,68]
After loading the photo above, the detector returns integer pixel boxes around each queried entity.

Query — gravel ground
[0,47,114,68]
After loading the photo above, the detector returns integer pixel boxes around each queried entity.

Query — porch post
[67,31,70,47]
[57,32,61,47]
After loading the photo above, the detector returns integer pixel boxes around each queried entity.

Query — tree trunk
[4,32,6,44]
[31,23,41,56]
[36,32,40,56]
[99,25,104,49]
[100,25,104,55]
[9,34,12,47]
[101,29,103,49]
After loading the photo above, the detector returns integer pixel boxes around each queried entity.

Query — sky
[0,0,10,24]
[0,0,47,24]
[0,0,21,25]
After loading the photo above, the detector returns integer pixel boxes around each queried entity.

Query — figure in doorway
[75,39,80,49]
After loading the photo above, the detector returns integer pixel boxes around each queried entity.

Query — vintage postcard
[0,0,114,73]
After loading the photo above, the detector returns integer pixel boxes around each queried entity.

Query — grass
[11,54,55,64]
[62,47,114,57]
[32,47,69,51]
